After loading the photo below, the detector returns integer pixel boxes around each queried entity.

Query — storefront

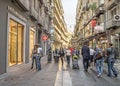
[8,18,25,66]
[29,28,35,59]
[111,28,120,58]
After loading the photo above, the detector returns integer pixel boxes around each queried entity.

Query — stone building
[52,0,71,49]
[74,0,120,57]
[0,0,52,75]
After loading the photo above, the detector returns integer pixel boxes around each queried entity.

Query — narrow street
[1,57,120,86]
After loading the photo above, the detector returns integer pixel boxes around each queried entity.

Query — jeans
[107,58,117,76]
[66,55,70,64]
[83,59,89,70]
[36,56,41,70]
[96,58,104,75]
[31,56,37,69]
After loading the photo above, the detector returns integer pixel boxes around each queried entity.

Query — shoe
[115,74,118,77]
[107,74,111,77]
[97,74,101,78]
[31,67,33,69]
[84,69,88,72]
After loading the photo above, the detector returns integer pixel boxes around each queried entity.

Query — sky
[61,0,78,33]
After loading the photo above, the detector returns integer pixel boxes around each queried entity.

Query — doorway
[8,19,24,66]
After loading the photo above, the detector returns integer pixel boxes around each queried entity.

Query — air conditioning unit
[114,15,120,21]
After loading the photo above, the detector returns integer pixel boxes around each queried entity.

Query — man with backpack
[106,43,118,77]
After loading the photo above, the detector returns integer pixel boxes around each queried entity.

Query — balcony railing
[96,6,105,17]
[38,0,44,4]
[106,19,120,29]
[30,7,38,21]
[38,16,43,26]
[13,0,29,11]
[107,0,119,10]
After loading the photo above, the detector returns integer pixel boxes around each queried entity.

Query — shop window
[29,29,35,59]
[9,19,24,66]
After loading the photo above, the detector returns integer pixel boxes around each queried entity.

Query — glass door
[9,20,18,66]
[17,24,23,64]
[9,19,24,66]
[29,29,35,59]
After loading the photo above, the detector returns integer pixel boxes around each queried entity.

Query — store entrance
[29,29,35,59]
[8,19,24,66]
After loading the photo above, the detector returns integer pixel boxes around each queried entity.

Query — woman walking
[94,45,104,77]
[31,45,38,69]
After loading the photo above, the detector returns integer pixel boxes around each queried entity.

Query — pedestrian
[106,43,118,77]
[59,47,65,65]
[81,42,90,72]
[36,44,43,71]
[47,47,52,63]
[89,47,95,69]
[31,45,38,69]
[94,45,104,77]
[76,48,80,59]
[66,47,71,65]
[53,48,59,62]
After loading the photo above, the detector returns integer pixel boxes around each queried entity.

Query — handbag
[95,52,102,60]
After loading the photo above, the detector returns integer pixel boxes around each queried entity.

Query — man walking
[106,43,118,77]
[66,47,71,65]
[81,42,90,71]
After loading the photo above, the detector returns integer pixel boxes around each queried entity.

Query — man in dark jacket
[81,42,90,71]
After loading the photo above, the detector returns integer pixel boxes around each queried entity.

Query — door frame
[7,13,26,71]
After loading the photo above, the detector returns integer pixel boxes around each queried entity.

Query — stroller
[72,54,79,69]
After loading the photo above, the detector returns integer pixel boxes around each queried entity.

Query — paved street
[0,57,58,86]
[0,57,120,86]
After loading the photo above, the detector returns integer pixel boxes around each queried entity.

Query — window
[9,19,24,66]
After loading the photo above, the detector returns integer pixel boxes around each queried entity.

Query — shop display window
[8,19,24,66]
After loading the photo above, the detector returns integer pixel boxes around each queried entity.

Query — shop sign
[42,34,48,41]
[8,6,27,22]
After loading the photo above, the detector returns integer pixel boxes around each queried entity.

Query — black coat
[81,45,90,60]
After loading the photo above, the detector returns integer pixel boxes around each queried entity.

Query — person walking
[53,48,59,62]
[106,43,118,77]
[47,47,52,63]
[66,47,71,65]
[59,47,65,65]
[36,44,43,71]
[76,48,80,59]
[81,42,90,71]
[94,45,104,77]
[89,47,95,69]
[31,45,38,69]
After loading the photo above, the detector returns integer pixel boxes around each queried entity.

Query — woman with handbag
[94,46,104,77]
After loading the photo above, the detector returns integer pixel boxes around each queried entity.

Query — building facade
[75,0,120,57]
[0,0,52,75]
[52,0,71,49]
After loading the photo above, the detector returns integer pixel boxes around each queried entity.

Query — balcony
[96,6,105,17]
[106,19,120,29]
[30,7,38,21]
[107,0,119,10]
[38,0,44,4]
[38,16,43,26]
[13,0,29,11]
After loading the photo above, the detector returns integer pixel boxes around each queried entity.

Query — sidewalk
[0,56,58,86]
